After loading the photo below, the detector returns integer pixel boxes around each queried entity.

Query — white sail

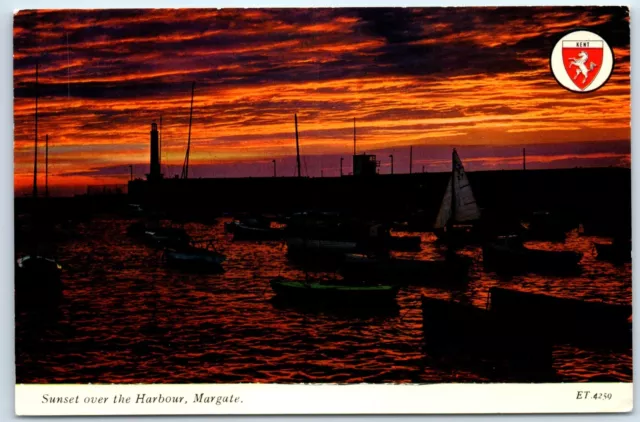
[434,176,452,229]
[452,150,481,223]
[433,149,481,229]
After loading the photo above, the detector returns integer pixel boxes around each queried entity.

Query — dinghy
[340,252,471,285]
[163,244,226,273]
[488,287,631,347]
[433,149,483,245]
[483,235,582,274]
[385,233,422,251]
[594,238,631,264]
[421,295,554,375]
[523,211,573,242]
[226,217,285,241]
[15,255,64,310]
[270,276,399,305]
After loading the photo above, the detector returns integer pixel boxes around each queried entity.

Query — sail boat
[16,63,63,309]
[433,148,482,244]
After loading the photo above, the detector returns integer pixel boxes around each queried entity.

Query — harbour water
[15,217,632,384]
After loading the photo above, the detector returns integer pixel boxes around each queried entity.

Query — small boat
[226,217,285,241]
[594,238,631,264]
[287,237,359,254]
[433,149,483,245]
[340,252,471,285]
[127,221,190,247]
[488,287,631,347]
[483,235,582,274]
[16,255,62,288]
[386,234,422,251]
[15,255,64,309]
[421,295,553,375]
[285,215,388,257]
[270,276,400,305]
[163,244,226,273]
[16,71,64,311]
[523,211,572,242]
[145,227,191,248]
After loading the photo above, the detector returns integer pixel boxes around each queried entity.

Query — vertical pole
[66,33,71,98]
[389,154,394,175]
[159,115,163,171]
[450,148,456,228]
[295,114,301,178]
[45,134,49,198]
[182,81,195,179]
[353,117,356,155]
[340,157,343,177]
[409,146,413,174]
[130,165,133,181]
[523,148,526,171]
[33,62,38,199]
[321,169,324,178]
[422,165,425,173]
[272,160,276,177]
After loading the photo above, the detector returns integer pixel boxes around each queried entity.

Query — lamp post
[389,154,394,175]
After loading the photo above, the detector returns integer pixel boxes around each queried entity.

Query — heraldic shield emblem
[562,40,604,91]
[550,30,614,93]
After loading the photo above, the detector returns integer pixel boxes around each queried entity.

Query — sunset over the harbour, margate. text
[14,7,629,195]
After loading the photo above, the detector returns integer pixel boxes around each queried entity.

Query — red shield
[562,40,604,91]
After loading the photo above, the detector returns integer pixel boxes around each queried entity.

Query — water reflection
[15,217,631,383]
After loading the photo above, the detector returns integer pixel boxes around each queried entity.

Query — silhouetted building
[353,154,379,176]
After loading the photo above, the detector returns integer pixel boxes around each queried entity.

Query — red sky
[13,7,630,196]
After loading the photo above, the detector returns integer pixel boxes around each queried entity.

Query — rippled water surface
[16,217,632,383]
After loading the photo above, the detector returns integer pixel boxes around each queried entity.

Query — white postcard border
[3,1,638,421]
[15,383,633,415]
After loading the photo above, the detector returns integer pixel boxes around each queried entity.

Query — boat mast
[295,114,301,178]
[159,115,163,172]
[181,81,195,179]
[449,148,456,229]
[33,62,38,199]
[45,134,49,198]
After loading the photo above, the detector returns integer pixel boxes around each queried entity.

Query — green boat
[270,276,400,304]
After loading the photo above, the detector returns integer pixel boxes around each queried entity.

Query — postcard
[13,5,632,416]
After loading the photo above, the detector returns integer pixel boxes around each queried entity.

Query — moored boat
[270,276,400,305]
[227,218,285,241]
[488,287,632,339]
[163,245,226,273]
[482,235,582,274]
[386,233,422,251]
[594,238,631,264]
[287,237,359,254]
[144,227,191,248]
[421,295,553,375]
[15,255,64,309]
[340,252,471,285]
[522,211,573,242]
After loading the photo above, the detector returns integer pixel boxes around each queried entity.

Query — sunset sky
[13,7,630,196]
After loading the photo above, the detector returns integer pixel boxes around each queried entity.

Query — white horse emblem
[568,51,597,83]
